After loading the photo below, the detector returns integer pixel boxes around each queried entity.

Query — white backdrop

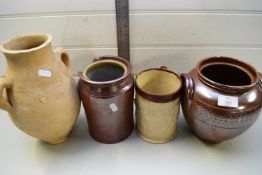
[0,0,262,75]
[1,1,262,175]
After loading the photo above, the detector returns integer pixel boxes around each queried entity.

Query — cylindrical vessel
[181,56,262,143]
[0,34,80,144]
[135,67,182,143]
[78,56,134,144]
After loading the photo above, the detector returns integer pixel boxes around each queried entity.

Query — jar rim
[0,33,52,54]
[196,56,259,92]
[79,56,131,87]
[135,67,182,103]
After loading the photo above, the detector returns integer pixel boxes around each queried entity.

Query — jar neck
[4,44,53,67]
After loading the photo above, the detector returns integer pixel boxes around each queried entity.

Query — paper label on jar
[109,103,118,112]
[38,69,52,77]
[218,95,238,108]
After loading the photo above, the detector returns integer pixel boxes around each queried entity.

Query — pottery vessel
[0,34,80,144]
[135,67,182,143]
[78,56,134,144]
[181,56,262,143]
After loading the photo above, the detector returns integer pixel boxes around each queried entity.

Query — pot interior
[136,69,181,95]
[85,61,126,82]
[201,64,252,86]
[3,35,48,51]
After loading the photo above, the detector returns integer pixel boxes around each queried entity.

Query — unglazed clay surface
[0,34,80,144]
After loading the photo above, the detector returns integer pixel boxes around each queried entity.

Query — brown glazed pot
[181,56,262,143]
[78,56,134,144]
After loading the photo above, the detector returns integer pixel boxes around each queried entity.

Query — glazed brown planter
[78,56,134,144]
[135,67,182,143]
[181,56,262,143]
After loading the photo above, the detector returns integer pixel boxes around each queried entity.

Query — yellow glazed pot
[135,67,182,143]
[0,34,80,144]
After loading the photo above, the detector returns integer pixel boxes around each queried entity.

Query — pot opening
[201,64,252,86]
[85,61,126,82]
[136,69,181,96]
[3,35,49,51]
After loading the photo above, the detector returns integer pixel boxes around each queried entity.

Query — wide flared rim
[0,33,52,54]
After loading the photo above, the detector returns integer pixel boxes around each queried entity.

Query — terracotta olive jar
[181,56,262,143]
[135,67,182,143]
[0,34,81,144]
[78,56,134,144]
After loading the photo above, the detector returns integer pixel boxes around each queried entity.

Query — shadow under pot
[135,67,182,143]
[181,56,262,143]
[78,56,134,144]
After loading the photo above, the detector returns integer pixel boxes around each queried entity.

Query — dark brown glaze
[135,67,182,103]
[181,56,262,143]
[78,56,134,144]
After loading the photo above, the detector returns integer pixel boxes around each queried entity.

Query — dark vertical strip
[115,0,130,61]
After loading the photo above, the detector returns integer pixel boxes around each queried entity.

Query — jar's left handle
[0,77,13,112]
[54,47,70,68]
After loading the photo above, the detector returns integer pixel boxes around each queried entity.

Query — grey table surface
[0,107,261,175]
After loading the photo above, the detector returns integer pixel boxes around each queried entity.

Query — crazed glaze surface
[181,56,262,143]
[0,34,80,144]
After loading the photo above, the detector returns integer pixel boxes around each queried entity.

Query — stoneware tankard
[135,67,182,143]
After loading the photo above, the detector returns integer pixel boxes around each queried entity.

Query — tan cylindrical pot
[0,34,80,144]
[135,67,182,143]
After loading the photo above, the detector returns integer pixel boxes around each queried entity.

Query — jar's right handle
[54,47,70,68]
[259,72,262,88]
[180,73,194,123]
[0,77,13,112]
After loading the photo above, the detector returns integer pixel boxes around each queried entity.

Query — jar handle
[78,71,85,79]
[160,66,168,70]
[54,47,70,68]
[180,73,194,123]
[0,77,13,112]
[259,72,262,88]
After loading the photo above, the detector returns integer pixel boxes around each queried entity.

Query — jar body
[181,57,262,143]
[79,79,134,143]
[136,95,180,143]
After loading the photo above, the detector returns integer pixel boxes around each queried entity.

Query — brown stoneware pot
[78,56,134,144]
[181,56,262,143]
[135,67,182,143]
